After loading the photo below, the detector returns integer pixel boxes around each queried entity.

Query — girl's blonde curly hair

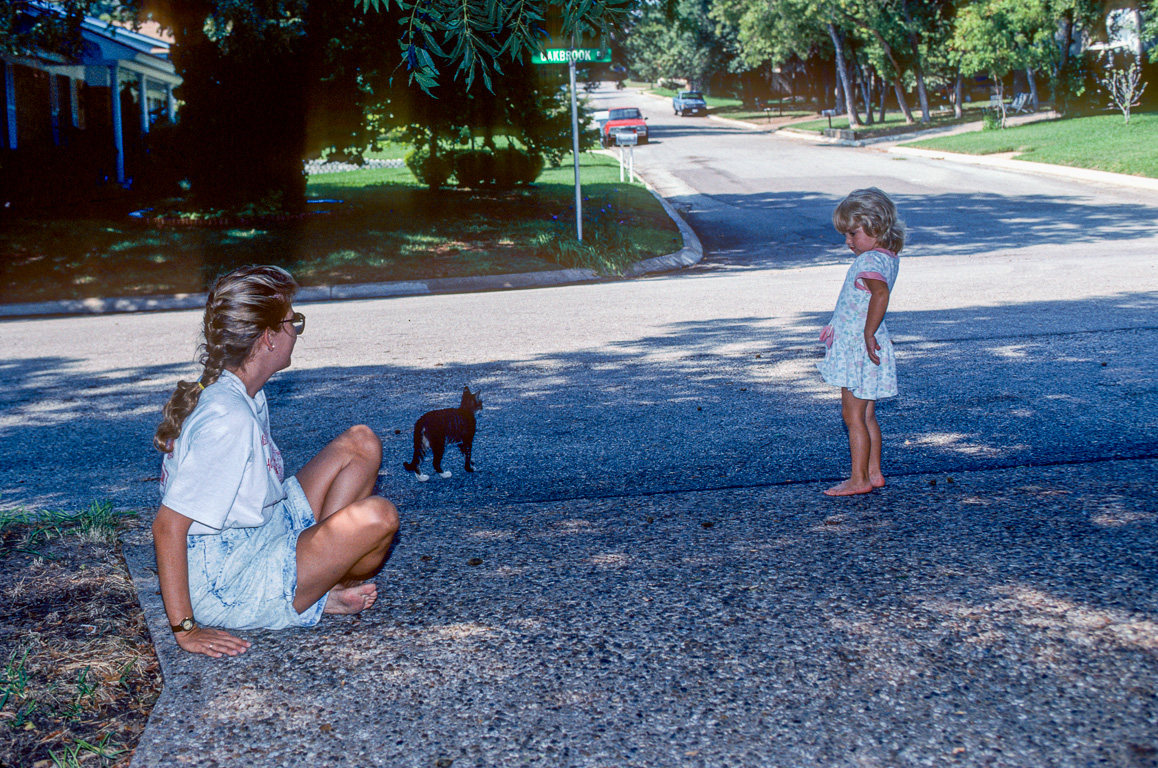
[832,187,905,254]
[153,265,298,452]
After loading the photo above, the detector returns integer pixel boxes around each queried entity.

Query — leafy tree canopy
[358,0,633,92]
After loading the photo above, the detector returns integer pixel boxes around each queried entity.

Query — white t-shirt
[160,370,287,535]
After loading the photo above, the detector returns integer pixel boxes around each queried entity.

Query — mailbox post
[615,132,637,183]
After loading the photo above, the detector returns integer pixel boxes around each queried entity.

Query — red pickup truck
[601,107,649,146]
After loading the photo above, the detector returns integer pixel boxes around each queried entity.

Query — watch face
[181,619,194,631]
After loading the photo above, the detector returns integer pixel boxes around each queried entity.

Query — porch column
[138,72,149,134]
[3,61,16,149]
[69,77,79,128]
[49,73,60,145]
[166,83,176,122]
[110,63,125,184]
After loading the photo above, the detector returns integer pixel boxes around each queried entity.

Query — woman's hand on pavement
[175,626,251,658]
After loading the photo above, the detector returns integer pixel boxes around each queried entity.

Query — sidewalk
[124,458,1158,767]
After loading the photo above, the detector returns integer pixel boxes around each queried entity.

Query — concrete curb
[0,181,701,320]
[624,187,704,277]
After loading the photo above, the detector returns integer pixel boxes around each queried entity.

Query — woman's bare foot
[323,582,378,615]
[824,478,874,496]
[870,473,886,488]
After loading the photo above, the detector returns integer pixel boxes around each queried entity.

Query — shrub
[493,148,544,188]
[405,147,454,189]
[454,150,495,188]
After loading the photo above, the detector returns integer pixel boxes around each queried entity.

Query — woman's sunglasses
[279,312,306,335]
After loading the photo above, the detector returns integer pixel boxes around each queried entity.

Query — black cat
[403,386,483,481]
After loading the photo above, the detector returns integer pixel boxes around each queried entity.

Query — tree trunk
[827,23,861,127]
[894,79,914,123]
[879,82,888,122]
[994,75,1007,128]
[1058,12,1073,75]
[914,68,931,122]
[1133,8,1145,58]
[833,60,844,111]
[166,0,309,211]
[1026,67,1039,111]
[867,27,914,124]
[899,0,931,123]
[953,68,964,119]
[858,62,874,125]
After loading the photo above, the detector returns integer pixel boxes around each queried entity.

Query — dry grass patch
[0,503,160,768]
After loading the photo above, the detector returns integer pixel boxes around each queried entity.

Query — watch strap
[170,617,196,633]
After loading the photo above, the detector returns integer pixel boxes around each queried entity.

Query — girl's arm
[862,278,890,366]
[153,505,251,657]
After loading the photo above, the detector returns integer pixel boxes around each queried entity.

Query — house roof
[13,1,175,74]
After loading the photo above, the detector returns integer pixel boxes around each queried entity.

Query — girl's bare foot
[824,479,874,496]
[323,582,378,615]
[870,473,886,488]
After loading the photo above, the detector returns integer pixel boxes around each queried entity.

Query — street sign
[532,48,612,64]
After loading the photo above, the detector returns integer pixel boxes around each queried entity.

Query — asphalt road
[1,83,1156,768]
[3,85,1154,516]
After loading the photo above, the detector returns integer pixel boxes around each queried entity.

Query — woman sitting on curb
[152,264,399,658]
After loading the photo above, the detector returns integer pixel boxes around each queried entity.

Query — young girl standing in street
[818,188,904,496]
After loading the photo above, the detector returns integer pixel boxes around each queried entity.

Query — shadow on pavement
[670,189,1158,270]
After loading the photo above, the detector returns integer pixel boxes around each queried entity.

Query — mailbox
[614,132,639,146]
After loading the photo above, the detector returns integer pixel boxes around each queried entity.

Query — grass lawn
[902,111,1158,178]
[0,153,681,305]
[0,503,160,768]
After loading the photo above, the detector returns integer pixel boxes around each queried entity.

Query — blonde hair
[832,187,905,254]
[153,265,298,452]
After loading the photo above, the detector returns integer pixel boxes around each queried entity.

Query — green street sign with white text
[532,48,612,64]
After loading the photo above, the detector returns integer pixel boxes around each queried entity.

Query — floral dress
[817,247,900,400]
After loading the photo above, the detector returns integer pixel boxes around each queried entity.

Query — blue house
[1,3,181,192]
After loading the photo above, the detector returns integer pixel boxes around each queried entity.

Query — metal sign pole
[568,55,582,242]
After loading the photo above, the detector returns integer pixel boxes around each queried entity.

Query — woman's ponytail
[153,266,298,452]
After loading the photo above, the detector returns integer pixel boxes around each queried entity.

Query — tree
[623,0,726,89]
[4,0,628,209]
[1096,54,1148,122]
[951,0,1056,126]
[1,1,98,58]
[358,0,632,92]
[1144,2,1158,64]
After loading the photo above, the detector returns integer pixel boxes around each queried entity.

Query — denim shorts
[187,477,328,630]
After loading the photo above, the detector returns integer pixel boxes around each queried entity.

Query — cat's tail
[403,423,426,473]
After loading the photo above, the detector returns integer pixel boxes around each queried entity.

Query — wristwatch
[170,617,196,633]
